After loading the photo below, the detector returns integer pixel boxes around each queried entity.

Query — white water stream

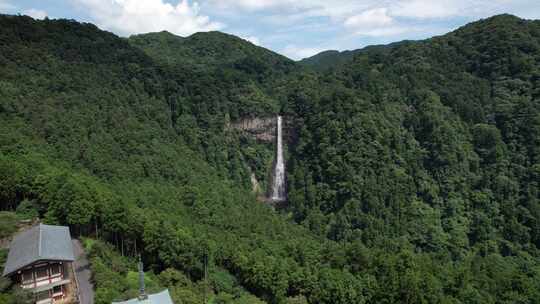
[271,116,286,201]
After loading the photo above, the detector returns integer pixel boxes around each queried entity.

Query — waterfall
[271,115,286,201]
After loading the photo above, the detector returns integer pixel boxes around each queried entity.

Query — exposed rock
[250,172,262,194]
[229,117,276,142]
[228,115,296,204]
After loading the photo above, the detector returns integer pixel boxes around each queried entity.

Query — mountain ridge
[300,14,532,71]
[0,12,539,304]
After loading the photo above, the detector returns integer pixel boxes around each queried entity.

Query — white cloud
[68,0,540,58]
[23,8,48,20]
[391,0,461,19]
[343,8,418,37]
[389,0,533,19]
[241,35,260,45]
[209,0,520,20]
[209,0,302,12]
[206,0,367,19]
[362,26,415,37]
[74,0,223,36]
[282,45,325,60]
[204,1,448,39]
[344,8,393,29]
[0,0,15,11]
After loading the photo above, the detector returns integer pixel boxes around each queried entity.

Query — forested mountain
[128,30,299,191]
[299,42,404,71]
[299,50,358,71]
[128,31,294,73]
[285,13,540,301]
[0,14,312,304]
[0,13,539,304]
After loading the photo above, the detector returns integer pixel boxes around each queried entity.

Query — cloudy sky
[1,0,539,59]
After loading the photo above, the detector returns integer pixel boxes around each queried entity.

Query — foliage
[0,248,33,304]
[0,13,539,304]
[15,200,39,220]
[0,212,17,238]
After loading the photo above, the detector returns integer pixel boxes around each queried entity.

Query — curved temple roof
[2,224,75,277]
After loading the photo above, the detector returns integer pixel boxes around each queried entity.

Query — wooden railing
[21,273,63,289]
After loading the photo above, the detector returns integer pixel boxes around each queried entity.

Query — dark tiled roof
[2,224,75,276]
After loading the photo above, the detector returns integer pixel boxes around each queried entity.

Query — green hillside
[0,14,328,304]
[299,42,404,71]
[299,50,357,71]
[129,31,294,73]
[0,13,539,304]
[284,13,540,301]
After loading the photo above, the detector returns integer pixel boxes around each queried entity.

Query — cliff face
[229,116,296,142]
[228,116,295,201]
[230,117,276,142]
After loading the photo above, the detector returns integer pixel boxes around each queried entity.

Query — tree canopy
[0,13,539,304]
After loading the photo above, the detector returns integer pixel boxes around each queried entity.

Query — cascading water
[271,115,286,201]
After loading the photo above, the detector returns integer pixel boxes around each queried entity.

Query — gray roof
[112,290,174,304]
[2,224,75,276]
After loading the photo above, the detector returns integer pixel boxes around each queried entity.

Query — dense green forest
[0,13,539,304]
[298,43,400,71]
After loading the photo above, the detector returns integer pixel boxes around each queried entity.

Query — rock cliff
[229,117,276,142]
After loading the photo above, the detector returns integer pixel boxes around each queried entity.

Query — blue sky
[1,0,539,60]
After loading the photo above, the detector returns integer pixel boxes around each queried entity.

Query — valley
[0,13,539,304]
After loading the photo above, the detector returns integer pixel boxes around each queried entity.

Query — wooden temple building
[2,224,76,304]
